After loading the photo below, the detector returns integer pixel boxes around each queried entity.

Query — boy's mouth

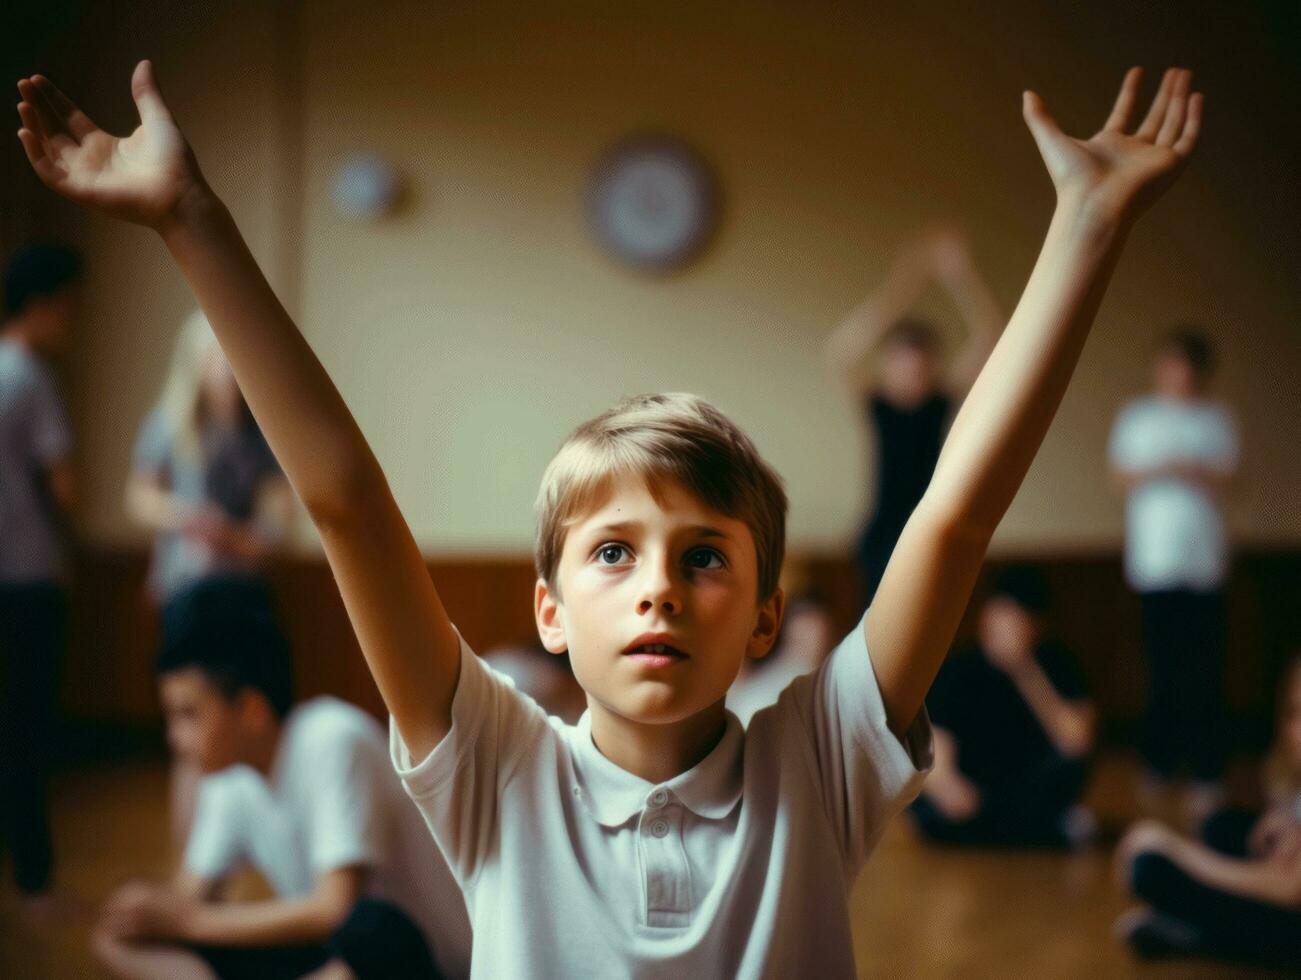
[623,634,689,662]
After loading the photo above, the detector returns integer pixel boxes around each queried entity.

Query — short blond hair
[535,393,787,601]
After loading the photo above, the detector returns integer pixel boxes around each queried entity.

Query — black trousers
[1131,853,1301,968]
[189,897,442,979]
[1138,588,1227,781]
[910,753,1090,848]
[0,581,65,894]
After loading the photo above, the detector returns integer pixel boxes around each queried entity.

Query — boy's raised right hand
[17,60,205,231]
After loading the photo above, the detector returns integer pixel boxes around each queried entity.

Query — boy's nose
[637,562,681,616]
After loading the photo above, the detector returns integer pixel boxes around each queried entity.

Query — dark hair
[988,565,1051,615]
[882,316,941,354]
[1158,324,1215,380]
[4,242,84,318]
[155,582,293,718]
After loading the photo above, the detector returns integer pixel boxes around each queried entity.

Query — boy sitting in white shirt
[91,582,471,980]
[22,59,1203,976]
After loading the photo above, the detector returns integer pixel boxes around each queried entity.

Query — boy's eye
[595,543,631,565]
[685,547,725,570]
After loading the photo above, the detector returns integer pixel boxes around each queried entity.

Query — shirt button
[650,819,670,838]
[650,788,669,807]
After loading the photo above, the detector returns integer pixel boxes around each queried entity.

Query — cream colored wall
[45,1,1301,554]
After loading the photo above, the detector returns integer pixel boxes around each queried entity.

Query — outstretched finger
[32,74,101,140]
[1102,67,1143,132]
[130,60,174,126]
[17,79,64,143]
[16,122,62,188]
[1136,68,1178,140]
[1022,90,1066,162]
[16,101,54,158]
[1156,70,1192,147]
[1172,92,1203,156]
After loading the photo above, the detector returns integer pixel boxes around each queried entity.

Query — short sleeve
[1202,406,1240,473]
[301,727,389,875]
[183,773,249,881]
[389,630,551,886]
[131,408,173,475]
[26,365,72,464]
[1107,402,1147,471]
[785,614,933,869]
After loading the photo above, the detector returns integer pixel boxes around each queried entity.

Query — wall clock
[586,134,720,273]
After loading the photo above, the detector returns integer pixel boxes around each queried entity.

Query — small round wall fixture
[586,134,720,273]
[331,154,404,220]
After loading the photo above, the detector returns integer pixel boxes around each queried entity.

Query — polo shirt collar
[570,710,745,827]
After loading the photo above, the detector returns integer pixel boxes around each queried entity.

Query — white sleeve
[785,613,933,870]
[1202,407,1240,473]
[302,729,389,876]
[1108,403,1147,471]
[183,774,248,882]
[389,630,551,888]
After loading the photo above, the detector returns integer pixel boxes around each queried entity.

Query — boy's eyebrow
[588,521,733,541]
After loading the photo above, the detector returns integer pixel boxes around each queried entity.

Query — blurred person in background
[1114,651,1301,969]
[825,228,1001,610]
[1109,326,1239,823]
[910,567,1098,848]
[728,587,834,727]
[0,242,83,923]
[92,582,471,980]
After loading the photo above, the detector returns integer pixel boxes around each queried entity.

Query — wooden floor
[0,754,1287,979]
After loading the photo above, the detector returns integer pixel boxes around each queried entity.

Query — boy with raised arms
[17,60,1201,976]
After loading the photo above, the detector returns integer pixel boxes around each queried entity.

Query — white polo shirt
[1108,395,1239,592]
[391,615,932,978]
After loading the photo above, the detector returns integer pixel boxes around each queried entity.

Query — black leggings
[0,582,65,894]
[188,897,441,979]
[911,754,1090,848]
[1139,589,1227,781]
[1129,807,1301,970]
[1130,852,1301,969]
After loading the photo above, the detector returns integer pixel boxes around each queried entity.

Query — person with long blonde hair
[127,309,293,613]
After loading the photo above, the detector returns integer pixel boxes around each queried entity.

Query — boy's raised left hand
[1023,67,1201,227]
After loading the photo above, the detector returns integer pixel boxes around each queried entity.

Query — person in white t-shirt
[1109,326,1240,820]
[90,583,471,980]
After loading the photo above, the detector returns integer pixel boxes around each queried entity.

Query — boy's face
[158,668,263,774]
[536,473,783,728]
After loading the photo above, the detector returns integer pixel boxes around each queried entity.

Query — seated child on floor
[1115,650,1301,970]
[911,566,1098,848]
[92,582,471,980]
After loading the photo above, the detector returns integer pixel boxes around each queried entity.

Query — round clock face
[586,136,719,272]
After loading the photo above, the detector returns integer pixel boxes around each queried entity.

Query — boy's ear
[746,587,785,661]
[534,578,568,655]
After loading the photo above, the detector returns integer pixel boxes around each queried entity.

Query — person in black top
[825,229,1001,608]
[911,566,1098,848]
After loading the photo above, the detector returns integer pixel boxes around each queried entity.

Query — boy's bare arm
[866,67,1202,736]
[17,61,458,756]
